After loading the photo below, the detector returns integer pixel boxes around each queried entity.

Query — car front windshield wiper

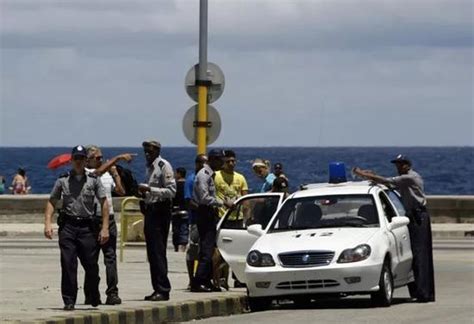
[269,227,295,232]
[317,222,368,228]
[271,223,368,231]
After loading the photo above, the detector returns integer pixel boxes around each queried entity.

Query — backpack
[113,164,138,197]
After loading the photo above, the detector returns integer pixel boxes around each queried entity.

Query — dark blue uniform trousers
[194,205,218,287]
[172,212,190,247]
[144,202,172,295]
[408,208,436,302]
[59,221,100,306]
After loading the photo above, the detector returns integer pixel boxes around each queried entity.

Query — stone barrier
[1,194,473,223]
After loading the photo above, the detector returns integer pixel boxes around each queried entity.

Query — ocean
[0,147,472,195]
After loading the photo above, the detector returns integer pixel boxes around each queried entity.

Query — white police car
[217,165,413,311]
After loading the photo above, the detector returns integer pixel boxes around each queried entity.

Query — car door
[381,191,413,284]
[216,193,285,283]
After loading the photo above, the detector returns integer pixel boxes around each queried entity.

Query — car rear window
[269,194,379,232]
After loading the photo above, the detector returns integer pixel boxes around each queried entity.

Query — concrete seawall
[0,194,473,223]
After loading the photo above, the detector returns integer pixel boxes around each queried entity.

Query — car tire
[248,296,272,312]
[371,261,393,307]
[293,296,313,307]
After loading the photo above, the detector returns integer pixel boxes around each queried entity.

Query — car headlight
[247,250,275,267]
[337,244,371,263]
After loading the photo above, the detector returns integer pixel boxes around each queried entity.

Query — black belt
[145,201,172,209]
[63,216,93,226]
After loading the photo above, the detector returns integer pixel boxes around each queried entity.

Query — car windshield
[269,194,379,232]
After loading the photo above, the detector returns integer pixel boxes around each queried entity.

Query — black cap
[224,149,236,158]
[274,162,283,169]
[208,149,225,158]
[71,145,87,157]
[390,154,411,165]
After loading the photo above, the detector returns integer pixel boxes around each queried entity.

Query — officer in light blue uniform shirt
[190,149,225,292]
[138,140,176,302]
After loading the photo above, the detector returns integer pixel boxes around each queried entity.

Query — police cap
[208,149,225,158]
[142,140,161,149]
[71,145,87,158]
[390,154,411,166]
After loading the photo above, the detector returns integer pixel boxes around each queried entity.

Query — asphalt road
[199,243,474,324]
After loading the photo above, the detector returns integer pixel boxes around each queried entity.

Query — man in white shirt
[85,145,135,305]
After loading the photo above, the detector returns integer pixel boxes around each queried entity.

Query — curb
[2,230,472,239]
[15,295,247,324]
[432,230,474,239]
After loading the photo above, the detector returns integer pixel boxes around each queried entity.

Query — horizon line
[0,145,472,149]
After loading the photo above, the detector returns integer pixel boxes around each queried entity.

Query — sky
[0,0,472,147]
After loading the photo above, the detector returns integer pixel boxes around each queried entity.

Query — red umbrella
[47,153,72,170]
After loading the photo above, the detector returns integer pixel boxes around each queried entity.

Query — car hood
[254,228,380,253]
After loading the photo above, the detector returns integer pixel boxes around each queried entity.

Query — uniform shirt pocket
[82,186,96,204]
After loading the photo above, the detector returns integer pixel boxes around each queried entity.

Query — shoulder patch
[204,170,210,175]
[158,161,165,169]
[59,172,69,178]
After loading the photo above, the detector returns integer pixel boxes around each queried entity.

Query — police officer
[353,154,435,303]
[138,140,176,301]
[184,154,208,289]
[44,145,110,311]
[191,149,230,292]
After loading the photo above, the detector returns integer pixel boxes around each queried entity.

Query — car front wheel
[248,296,272,312]
[371,261,393,307]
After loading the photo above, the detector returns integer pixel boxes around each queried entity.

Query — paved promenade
[1,238,246,323]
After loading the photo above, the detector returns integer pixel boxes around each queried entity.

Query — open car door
[217,193,285,283]
[385,190,413,284]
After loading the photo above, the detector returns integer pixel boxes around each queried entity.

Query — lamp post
[197,0,209,155]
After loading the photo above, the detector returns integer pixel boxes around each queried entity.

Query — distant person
[172,167,189,252]
[184,154,208,289]
[273,162,288,181]
[139,140,176,302]
[252,159,276,193]
[353,154,435,303]
[10,168,31,194]
[83,146,135,306]
[0,175,5,194]
[44,145,109,311]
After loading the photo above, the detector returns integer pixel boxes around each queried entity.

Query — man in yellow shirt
[215,150,249,219]
[214,150,249,288]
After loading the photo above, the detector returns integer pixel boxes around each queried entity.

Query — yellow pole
[197,85,208,155]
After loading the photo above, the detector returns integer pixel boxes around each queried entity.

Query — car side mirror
[388,216,410,231]
[247,224,264,237]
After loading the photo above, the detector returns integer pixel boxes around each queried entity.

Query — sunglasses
[94,156,103,161]
[73,156,86,161]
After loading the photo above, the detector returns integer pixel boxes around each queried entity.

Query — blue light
[329,162,347,183]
